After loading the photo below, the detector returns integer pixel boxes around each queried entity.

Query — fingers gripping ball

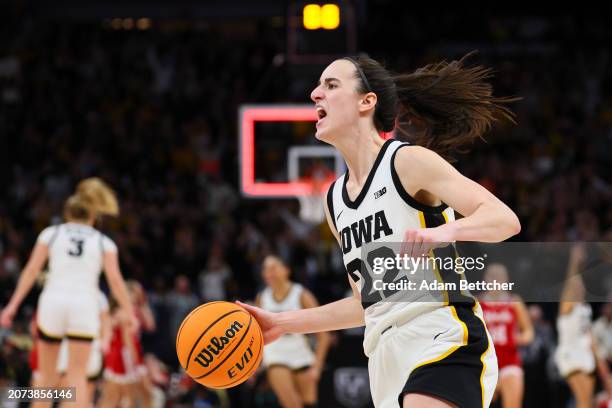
[176,301,263,388]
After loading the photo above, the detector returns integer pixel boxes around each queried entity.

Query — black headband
[343,57,372,93]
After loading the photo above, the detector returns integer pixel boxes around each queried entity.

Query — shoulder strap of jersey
[389,141,449,213]
[289,283,303,307]
[326,180,337,231]
[260,287,272,305]
[47,224,62,248]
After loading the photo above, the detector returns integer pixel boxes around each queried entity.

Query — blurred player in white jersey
[256,255,330,408]
[556,243,609,408]
[0,178,136,408]
[57,290,111,403]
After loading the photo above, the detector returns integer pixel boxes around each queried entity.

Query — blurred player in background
[0,178,136,408]
[256,255,331,408]
[593,295,612,407]
[556,243,611,408]
[127,280,157,406]
[100,280,155,408]
[480,263,534,408]
[240,54,521,408]
[57,290,111,402]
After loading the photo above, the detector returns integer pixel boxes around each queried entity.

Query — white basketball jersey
[557,303,592,349]
[260,283,315,368]
[261,283,304,313]
[327,140,459,353]
[37,222,117,295]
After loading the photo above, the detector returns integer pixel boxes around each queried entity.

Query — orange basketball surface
[176,301,263,389]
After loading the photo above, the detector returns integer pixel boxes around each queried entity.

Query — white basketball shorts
[36,289,100,341]
[367,303,498,408]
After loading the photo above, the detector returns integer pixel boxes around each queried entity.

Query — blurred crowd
[0,8,611,408]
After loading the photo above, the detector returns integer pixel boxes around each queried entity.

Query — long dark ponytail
[345,52,519,160]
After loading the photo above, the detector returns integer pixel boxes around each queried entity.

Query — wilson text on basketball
[193,321,244,368]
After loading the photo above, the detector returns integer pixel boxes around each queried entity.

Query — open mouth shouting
[316,106,327,126]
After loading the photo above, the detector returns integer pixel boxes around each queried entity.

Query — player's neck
[487,290,507,300]
[271,281,292,300]
[335,126,385,185]
[66,219,94,227]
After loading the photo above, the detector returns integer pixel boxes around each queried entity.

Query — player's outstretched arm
[301,289,332,379]
[559,243,586,315]
[103,251,138,330]
[238,286,364,344]
[513,296,535,345]
[239,276,364,344]
[0,243,48,327]
[395,146,521,243]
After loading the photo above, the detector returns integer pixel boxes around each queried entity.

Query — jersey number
[68,238,84,257]
[347,246,408,307]
[489,325,508,345]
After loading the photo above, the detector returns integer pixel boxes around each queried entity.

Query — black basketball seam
[194,313,253,380]
[184,309,243,370]
[176,301,225,359]
[217,322,264,388]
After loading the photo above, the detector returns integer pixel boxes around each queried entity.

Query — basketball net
[298,191,325,225]
[297,169,333,225]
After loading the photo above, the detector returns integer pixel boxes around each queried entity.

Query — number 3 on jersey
[68,237,84,257]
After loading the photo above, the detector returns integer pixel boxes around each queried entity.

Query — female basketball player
[256,255,331,408]
[0,178,136,408]
[479,264,534,408]
[555,243,600,408]
[239,54,521,408]
[57,290,111,403]
[127,280,156,408]
[99,280,155,408]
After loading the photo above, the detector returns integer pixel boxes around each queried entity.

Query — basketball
[176,301,264,389]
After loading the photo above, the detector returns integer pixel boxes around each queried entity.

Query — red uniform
[103,322,145,383]
[29,313,39,372]
[30,346,38,372]
[480,299,522,370]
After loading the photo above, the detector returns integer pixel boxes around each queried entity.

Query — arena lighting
[303,4,340,30]
[240,105,317,197]
[137,18,151,30]
[122,18,134,30]
[110,18,122,30]
[303,4,321,30]
[320,4,340,29]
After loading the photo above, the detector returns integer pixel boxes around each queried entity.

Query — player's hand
[235,301,286,344]
[401,225,454,259]
[120,309,140,334]
[0,304,17,328]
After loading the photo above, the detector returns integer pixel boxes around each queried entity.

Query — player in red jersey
[99,281,155,408]
[479,263,534,408]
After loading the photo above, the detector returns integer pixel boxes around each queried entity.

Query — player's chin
[314,127,330,142]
